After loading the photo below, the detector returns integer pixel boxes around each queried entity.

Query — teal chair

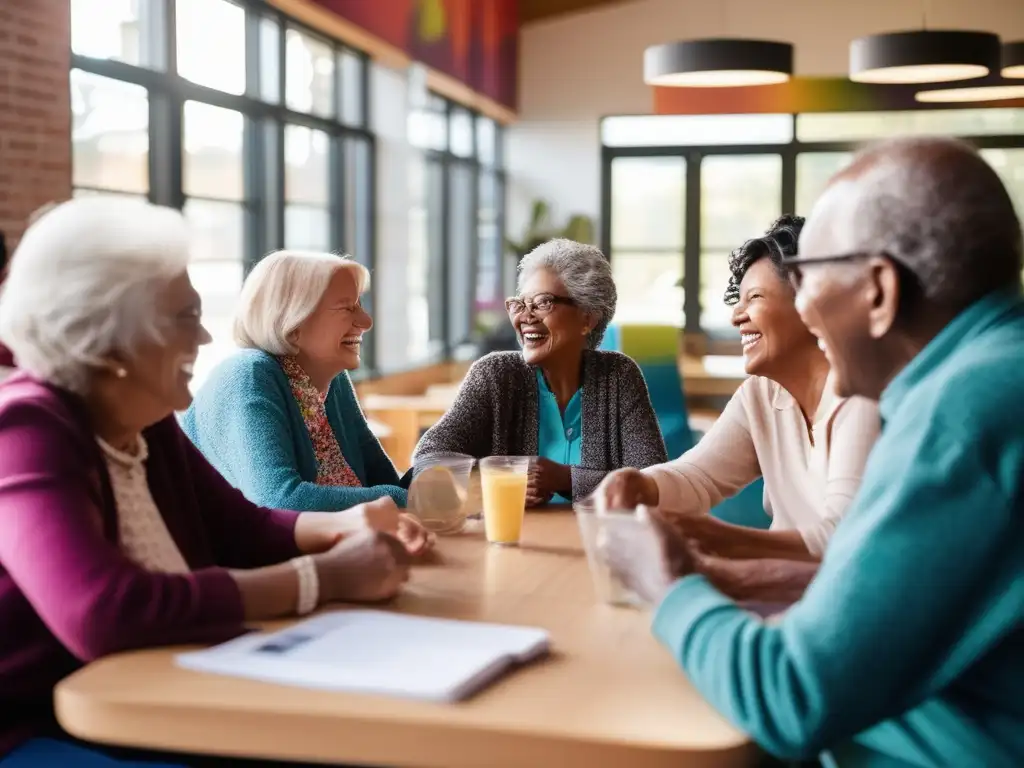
[608,323,770,530]
[710,480,770,529]
[641,358,768,529]
[640,360,696,458]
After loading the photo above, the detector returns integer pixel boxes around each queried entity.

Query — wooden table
[359,392,458,472]
[679,356,748,398]
[55,514,757,767]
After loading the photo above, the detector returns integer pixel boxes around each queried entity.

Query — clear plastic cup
[408,454,475,535]
[479,456,531,546]
[573,498,644,607]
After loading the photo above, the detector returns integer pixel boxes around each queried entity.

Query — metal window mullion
[359,52,371,131]
[781,147,797,216]
[599,148,613,257]
[496,169,508,299]
[330,131,345,253]
[149,91,183,210]
[244,3,262,101]
[440,156,452,355]
[161,0,176,75]
[278,13,288,112]
[468,160,480,337]
[364,133,378,373]
[683,152,702,333]
[242,115,264,274]
[264,119,284,252]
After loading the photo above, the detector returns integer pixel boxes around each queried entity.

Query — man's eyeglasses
[505,293,576,318]
[783,251,879,290]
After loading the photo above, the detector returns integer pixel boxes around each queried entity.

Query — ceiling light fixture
[644,39,794,88]
[850,30,1001,84]
[915,82,1024,103]
[1003,41,1024,79]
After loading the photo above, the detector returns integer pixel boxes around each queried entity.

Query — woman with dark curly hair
[596,215,881,600]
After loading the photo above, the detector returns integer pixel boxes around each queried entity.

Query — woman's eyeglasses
[505,293,576,318]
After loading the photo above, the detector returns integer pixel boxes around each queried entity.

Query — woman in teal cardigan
[182,250,408,511]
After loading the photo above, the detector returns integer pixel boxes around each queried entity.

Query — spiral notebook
[176,611,550,702]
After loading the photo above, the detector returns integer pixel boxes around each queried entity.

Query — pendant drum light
[850,30,1001,84]
[644,39,794,88]
[916,82,1024,103]
[1003,41,1024,79]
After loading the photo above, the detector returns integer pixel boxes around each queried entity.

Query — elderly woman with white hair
[182,250,426,524]
[0,200,417,766]
[414,238,667,505]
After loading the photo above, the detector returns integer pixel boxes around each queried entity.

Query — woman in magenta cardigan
[0,199,430,766]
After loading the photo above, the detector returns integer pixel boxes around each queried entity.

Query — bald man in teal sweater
[600,137,1024,767]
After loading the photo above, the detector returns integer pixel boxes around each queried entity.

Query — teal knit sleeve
[650,413,1023,761]
[183,353,405,512]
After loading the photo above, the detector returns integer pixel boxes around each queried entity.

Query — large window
[700,155,781,330]
[409,93,507,357]
[602,109,1024,339]
[609,157,685,326]
[70,0,375,383]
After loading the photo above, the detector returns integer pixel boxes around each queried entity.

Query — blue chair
[641,358,769,529]
[710,479,770,529]
[599,324,620,352]
[639,360,696,458]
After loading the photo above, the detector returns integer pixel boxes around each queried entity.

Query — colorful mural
[311,0,519,109]
[654,77,1024,115]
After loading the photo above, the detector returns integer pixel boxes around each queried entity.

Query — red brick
[0,0,70,250]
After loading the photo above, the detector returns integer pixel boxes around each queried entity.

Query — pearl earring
[115,368,128,379]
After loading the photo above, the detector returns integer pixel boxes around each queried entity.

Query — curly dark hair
[722,214,805,306]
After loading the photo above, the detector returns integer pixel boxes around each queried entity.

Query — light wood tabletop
[56,513,758,767]
[679,355,748,398]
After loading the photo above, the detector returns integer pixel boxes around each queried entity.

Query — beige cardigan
[644,375,880,557]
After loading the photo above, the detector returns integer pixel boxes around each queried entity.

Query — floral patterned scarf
[278,356,362,488]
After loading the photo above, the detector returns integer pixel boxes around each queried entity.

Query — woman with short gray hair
[414,238,667,505]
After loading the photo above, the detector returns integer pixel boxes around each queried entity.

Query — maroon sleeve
[172,420,302,569]
[0,398,246,661]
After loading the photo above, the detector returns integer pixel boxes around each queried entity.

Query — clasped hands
[525,457,573,507]
[293,497,436,605]
[328,497,435,556]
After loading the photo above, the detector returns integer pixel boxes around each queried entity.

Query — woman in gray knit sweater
[414,239,667,506]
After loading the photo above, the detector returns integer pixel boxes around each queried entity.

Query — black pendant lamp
[1003,41,1024,79]
[916,79,1024,103]
[644,39,794,88]
[850,30,1001,84]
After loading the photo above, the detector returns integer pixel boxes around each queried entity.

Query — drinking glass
[479,456,531,545]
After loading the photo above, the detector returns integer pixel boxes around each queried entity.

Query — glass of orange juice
[479,456,531,546]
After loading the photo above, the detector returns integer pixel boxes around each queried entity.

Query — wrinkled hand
[526,457,571,507]
[315,498,433,555]
[328,497,403,541]
[593,468,660,511]
[598,508,696,605]
[314,529,411,603]
[662,513,731,557]
[396,512,436,556]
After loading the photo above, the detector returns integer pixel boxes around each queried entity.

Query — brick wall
[0,0,71,254]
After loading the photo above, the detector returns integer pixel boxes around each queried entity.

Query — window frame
[70,0,378,371]
[412,93,507,359]
[599,111,1024,347]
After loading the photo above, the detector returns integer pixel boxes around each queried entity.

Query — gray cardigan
[413,350,668,500]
